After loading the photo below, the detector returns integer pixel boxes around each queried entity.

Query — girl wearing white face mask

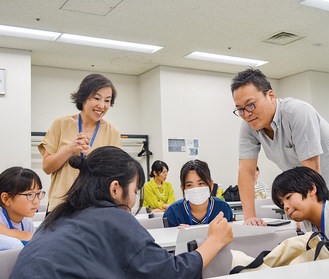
[163,160,233,227]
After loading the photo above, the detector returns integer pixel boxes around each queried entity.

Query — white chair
[175,223,297,278]
[0,248,22,279]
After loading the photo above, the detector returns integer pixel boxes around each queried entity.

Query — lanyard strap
[187,199,211,225]
[321,200,326,234]
[78,114,100,158]
[2,207,24,231]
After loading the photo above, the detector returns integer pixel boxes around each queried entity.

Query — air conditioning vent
[263,32,305,45]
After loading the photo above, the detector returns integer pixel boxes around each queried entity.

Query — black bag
[223,185,240,201]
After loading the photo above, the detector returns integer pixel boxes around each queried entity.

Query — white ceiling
[1,0,329,79]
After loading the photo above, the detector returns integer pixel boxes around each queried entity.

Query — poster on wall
[0,69,5,95]
[187,138,199,158]
[168,138,199,158]
[168,138,186,152]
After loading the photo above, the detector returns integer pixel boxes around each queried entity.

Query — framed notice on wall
[168,138,186,152]
[0,69,5,95]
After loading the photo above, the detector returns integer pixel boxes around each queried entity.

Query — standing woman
[164,160,233,227]
[143,160,175,211]
[38,74,122,213]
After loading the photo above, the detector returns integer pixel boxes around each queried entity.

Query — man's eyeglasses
[19,191,46,201]
[233,100,257,117]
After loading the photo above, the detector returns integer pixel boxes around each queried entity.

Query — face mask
[184,186,210,205]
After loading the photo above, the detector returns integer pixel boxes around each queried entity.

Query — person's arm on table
[0,222,33,241]
[238,159,266,226]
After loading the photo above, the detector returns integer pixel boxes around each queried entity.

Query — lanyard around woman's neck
[78,114,100,158]
[187,199,211,225]
[2,207,24,231]
[321,200,326,233]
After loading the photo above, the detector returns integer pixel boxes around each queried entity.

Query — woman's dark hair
[0,167,43,206]
[272,166,329,209]
[150,160,169,177]
[71,74,117,111]
[42,146,145,229]
[231,68,272,95]
[180,159,212,191]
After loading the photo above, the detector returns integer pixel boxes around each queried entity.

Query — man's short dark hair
[231,68,272,95]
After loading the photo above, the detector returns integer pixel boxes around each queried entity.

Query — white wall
[140,67,281,199]
[2,56,325,202]
[310,71,329,122]
[139,67,163,160]
[31,66,141,133]
[0,48,31,171]
[278,70,329,123]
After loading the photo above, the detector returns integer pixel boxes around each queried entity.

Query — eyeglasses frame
[18,190,46,201]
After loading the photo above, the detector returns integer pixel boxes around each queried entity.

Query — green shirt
[143,179,176,210]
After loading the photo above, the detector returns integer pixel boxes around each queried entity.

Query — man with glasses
[231,68,329,226]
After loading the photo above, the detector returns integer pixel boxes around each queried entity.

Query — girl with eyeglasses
[0,166,44,248]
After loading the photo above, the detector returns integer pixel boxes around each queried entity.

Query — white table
[134,213,151,220]
[227,201,242,207]
[234,218,297,232]
[147,218,296,254]
[147,227,179,251]
[261,204,286,219]
[134,212,164,220]
[206,258,329,279]
[227,201,243,219]
[173,219,298,277]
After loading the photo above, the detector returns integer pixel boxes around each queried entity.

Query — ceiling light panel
[0,25,60,41]
[0,24,163,54]
[56,33,163,53]
[300,0,329,12]
[185,51,268,67]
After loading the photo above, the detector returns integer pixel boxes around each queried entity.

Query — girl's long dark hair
[42,146,145,229]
